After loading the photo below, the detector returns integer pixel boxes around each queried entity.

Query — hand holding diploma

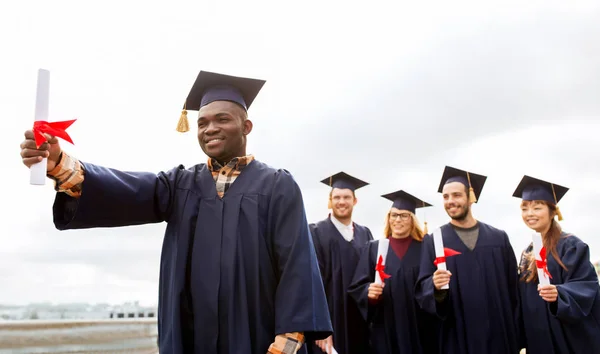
[368,282,385,302]
[538,284,558,302]
[432,227,461,290]
[25,68,76,185]
[433,269,452,290]
[20,130,63,171]
[315,335,337,354]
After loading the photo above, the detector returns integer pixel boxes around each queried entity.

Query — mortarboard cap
[321,171,369,192]
[176,70,266,133]
[512,175,568,220]
[438,166,487,203]
[381,190,432,214]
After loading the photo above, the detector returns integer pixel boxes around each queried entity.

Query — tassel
[469,187,477,203]
[176,109,189,132]
[423,221,428,235]
[327,199,332,209]
[555,205,563,221]
[176,104,189,133]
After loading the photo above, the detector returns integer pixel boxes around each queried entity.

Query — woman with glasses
[514,175,600,353]
[348,190,439,354]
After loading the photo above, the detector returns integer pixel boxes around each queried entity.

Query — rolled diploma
[433,227,449,289]
[30,69,50,185]
[374,238,390,285]
[532,232,550,286]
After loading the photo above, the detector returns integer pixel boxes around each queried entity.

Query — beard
[447,204,469,221]
[332,207,352,220]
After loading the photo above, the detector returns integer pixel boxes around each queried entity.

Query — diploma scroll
[432,227,449,290]
[374,238,390,285]
[30,69,50,185]
[532,232,551,286]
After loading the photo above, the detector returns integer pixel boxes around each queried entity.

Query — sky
[1,0,599,306]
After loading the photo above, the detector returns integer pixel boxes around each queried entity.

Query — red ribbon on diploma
[33,119,76,148]
[375,255,391,281]
[433,248,462,266]
[536,246,552,279]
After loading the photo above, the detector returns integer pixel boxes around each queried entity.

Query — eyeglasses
[390,212,411,221]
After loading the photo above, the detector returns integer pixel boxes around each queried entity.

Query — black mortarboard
[176,70,266,132]
[512,175,569,220]
[437,166,487,203]
[381,190,432,214]
[320,172,369,191]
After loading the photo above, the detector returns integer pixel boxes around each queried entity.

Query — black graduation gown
[308,217,372,354]
[414,222,521,354]
[348,239,440,354]
[51,159,333,354]
[519,234,600,354]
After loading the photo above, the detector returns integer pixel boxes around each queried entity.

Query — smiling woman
[514,175,600,353]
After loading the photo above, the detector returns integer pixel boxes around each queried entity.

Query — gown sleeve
[53,160,183,230]
[267,169,332,341]
[414,234,449,319]
[347,242,376,322]
[549,238,600,323]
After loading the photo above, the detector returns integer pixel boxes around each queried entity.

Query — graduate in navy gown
[414,166,520,354]
[308,172,372,354]
[348,190,440,354]
[19,70,332,354]
[514,175,600,354]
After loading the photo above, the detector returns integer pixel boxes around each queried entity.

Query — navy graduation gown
[414,222,521,354]
[308,217,372,354]
[52,159,333,354]
[519,234,600,354]
[348,239,440,354]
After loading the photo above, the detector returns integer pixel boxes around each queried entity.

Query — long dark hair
[520,200,568,283]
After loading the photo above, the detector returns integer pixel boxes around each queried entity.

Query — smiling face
[197,100,252,163]
[442,181,471,221]
[521,200,554,233]
[330,188,357,220]
[388,207,413,238]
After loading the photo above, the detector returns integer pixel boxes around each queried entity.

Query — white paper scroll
[374,238,390,285]
[532,232,550,286]
[432,227,449,289]
[30,69,50,185]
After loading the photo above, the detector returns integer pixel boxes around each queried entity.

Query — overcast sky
[1,0,599,306]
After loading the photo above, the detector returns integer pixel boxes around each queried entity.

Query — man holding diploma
[415,166,521,354]
[19,70,333,354]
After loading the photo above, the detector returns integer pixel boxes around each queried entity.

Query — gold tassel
[176,104,189,133]
[550,184,563,221]
[555,205,563,221]
[327,199,332,209]
[423,221,428,234]
[469,187,477,203]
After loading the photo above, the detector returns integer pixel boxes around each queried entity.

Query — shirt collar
[330,214,353,230]
[208,155,255,172]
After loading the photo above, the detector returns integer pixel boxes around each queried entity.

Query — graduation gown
[519,234,600,354]
[308,217,372,354]
[348,239,440,354]
[52,159,333,354]
[414,222,520,354]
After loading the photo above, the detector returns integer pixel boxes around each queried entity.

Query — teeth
[208,139,222,143]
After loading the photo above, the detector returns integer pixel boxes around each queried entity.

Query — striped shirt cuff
[268,332,305,354]
[47,152,84,198]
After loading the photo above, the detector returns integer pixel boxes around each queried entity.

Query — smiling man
[19,70,332,354]
[414,166,521,354]
[308,172,372,354]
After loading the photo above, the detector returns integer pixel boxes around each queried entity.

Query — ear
[243,119,253,135]
[353,197,358,206]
